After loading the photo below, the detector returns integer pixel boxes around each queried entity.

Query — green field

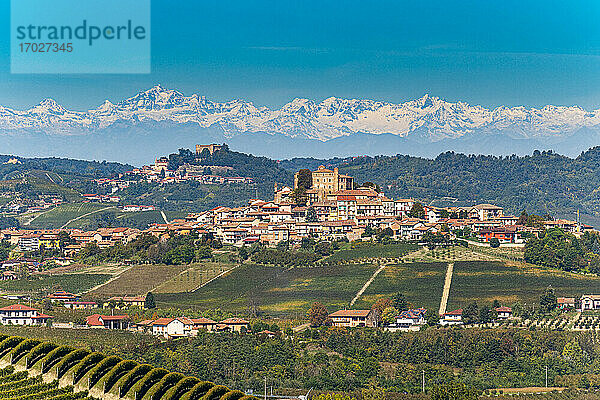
[447,261,600,309]
[324,242,419,262]
[0,273,111,294]
[86,264,188,298]
[152,263,235,293]
[157,262,380,316]
[24,202,166,229]
[354,262,448,311]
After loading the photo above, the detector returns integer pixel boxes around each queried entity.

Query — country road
[350,263,387,307]
[439,263,454,315]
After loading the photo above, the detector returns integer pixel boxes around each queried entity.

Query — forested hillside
[281,147,600,225]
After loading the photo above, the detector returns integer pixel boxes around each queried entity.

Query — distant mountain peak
[1,85,600,143]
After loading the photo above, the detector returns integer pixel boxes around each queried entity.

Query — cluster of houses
[0,194,64,215]
[94,145,253,194]
[0,161,595,262]
[326,295,599,331]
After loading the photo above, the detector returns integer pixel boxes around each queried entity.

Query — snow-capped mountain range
[2,84,600,142]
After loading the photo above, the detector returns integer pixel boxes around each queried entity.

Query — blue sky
[1,0,600,110]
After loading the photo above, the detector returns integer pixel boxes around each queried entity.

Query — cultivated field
[86,264,188,298]
[157,262,380,316]
[353,262,448,311]
[447,261,600,309]
[152,262,235,293]
[324,242,418,262]
[25,202,166,229]
[0,273,111,294]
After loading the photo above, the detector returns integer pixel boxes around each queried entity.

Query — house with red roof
[86,314,129,329]
[0,304,52,326]
[440,309,463,326]
[495,306,513,320]
[151,317,194,338]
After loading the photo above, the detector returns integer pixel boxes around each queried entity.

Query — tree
[145,292,156,309]
[408,202,426,219]
[462,302,479,325]
[306,207,319,222]
[372,298,392,316]
[296,169,312,190]
[479,306,493,323]
[195,245,212,260]
[425,309,439,326]
[307,302,329,327]
[392,292,409,311]
[489,237,500,248]
[381,307,399,325]
[539,286,557,314]
[430,382,478,400]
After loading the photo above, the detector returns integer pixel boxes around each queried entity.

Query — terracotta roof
[191,317,217,324]
[0,304,37,311]
[220,317,249,324]
[329,309,371,318]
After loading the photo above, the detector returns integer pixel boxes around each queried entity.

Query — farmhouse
[329,309,377,328]
[0,304,52,325]
[105,295,146,308]
[219,317,249,332]
[557,297,576,310]
[86,314,129,329]
[580,295,600,311]
[46,291,80,303]
[386,308,427,331]
[151,317,194,338]
[440,309,463,326]
[495,306,512,319]
[63,301,98,310]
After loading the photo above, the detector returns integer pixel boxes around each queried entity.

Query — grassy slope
[157,262,380,316]
[0,274,111,294]
[354,262,448,311]
[86,264,189,298]
[447,261,600,309]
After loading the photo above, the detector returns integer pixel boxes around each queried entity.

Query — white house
[440,309,463,326]
[580,295,600,311]
[386,308,427,332]
[151,317,194,338]
[0,304,53,325]
[495,306,512,320]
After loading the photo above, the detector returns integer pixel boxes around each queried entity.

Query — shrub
[0,337,25,359]
[114,364,153,397]
[40,346,75,373]
[26,343,57,368]
[200,385,229,400]
[8,339,41,364]
[70,353,106,384]
[180,381,214,400]
[220,391,246,400]
[54,349,90,377]
[102,360,138,393]
[131,368,168,400]
[162,377,200,400]
[143,372,184,400]
[86,355,120,388]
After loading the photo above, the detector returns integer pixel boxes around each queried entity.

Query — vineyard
[0,335,256,400]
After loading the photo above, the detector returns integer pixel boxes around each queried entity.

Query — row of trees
[525,229,600,273]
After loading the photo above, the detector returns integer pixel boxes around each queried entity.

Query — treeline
[114,327,600,394]
[281,147,600,223]
[76,232,221,265]
[0,155,131,180]
[525,229,600,273]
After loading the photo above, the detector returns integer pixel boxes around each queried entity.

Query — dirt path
[189,264,239,292]
[439,262,454,315]
[160,210,169,224]
[60,206,116,228]
[350,263,387,307]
